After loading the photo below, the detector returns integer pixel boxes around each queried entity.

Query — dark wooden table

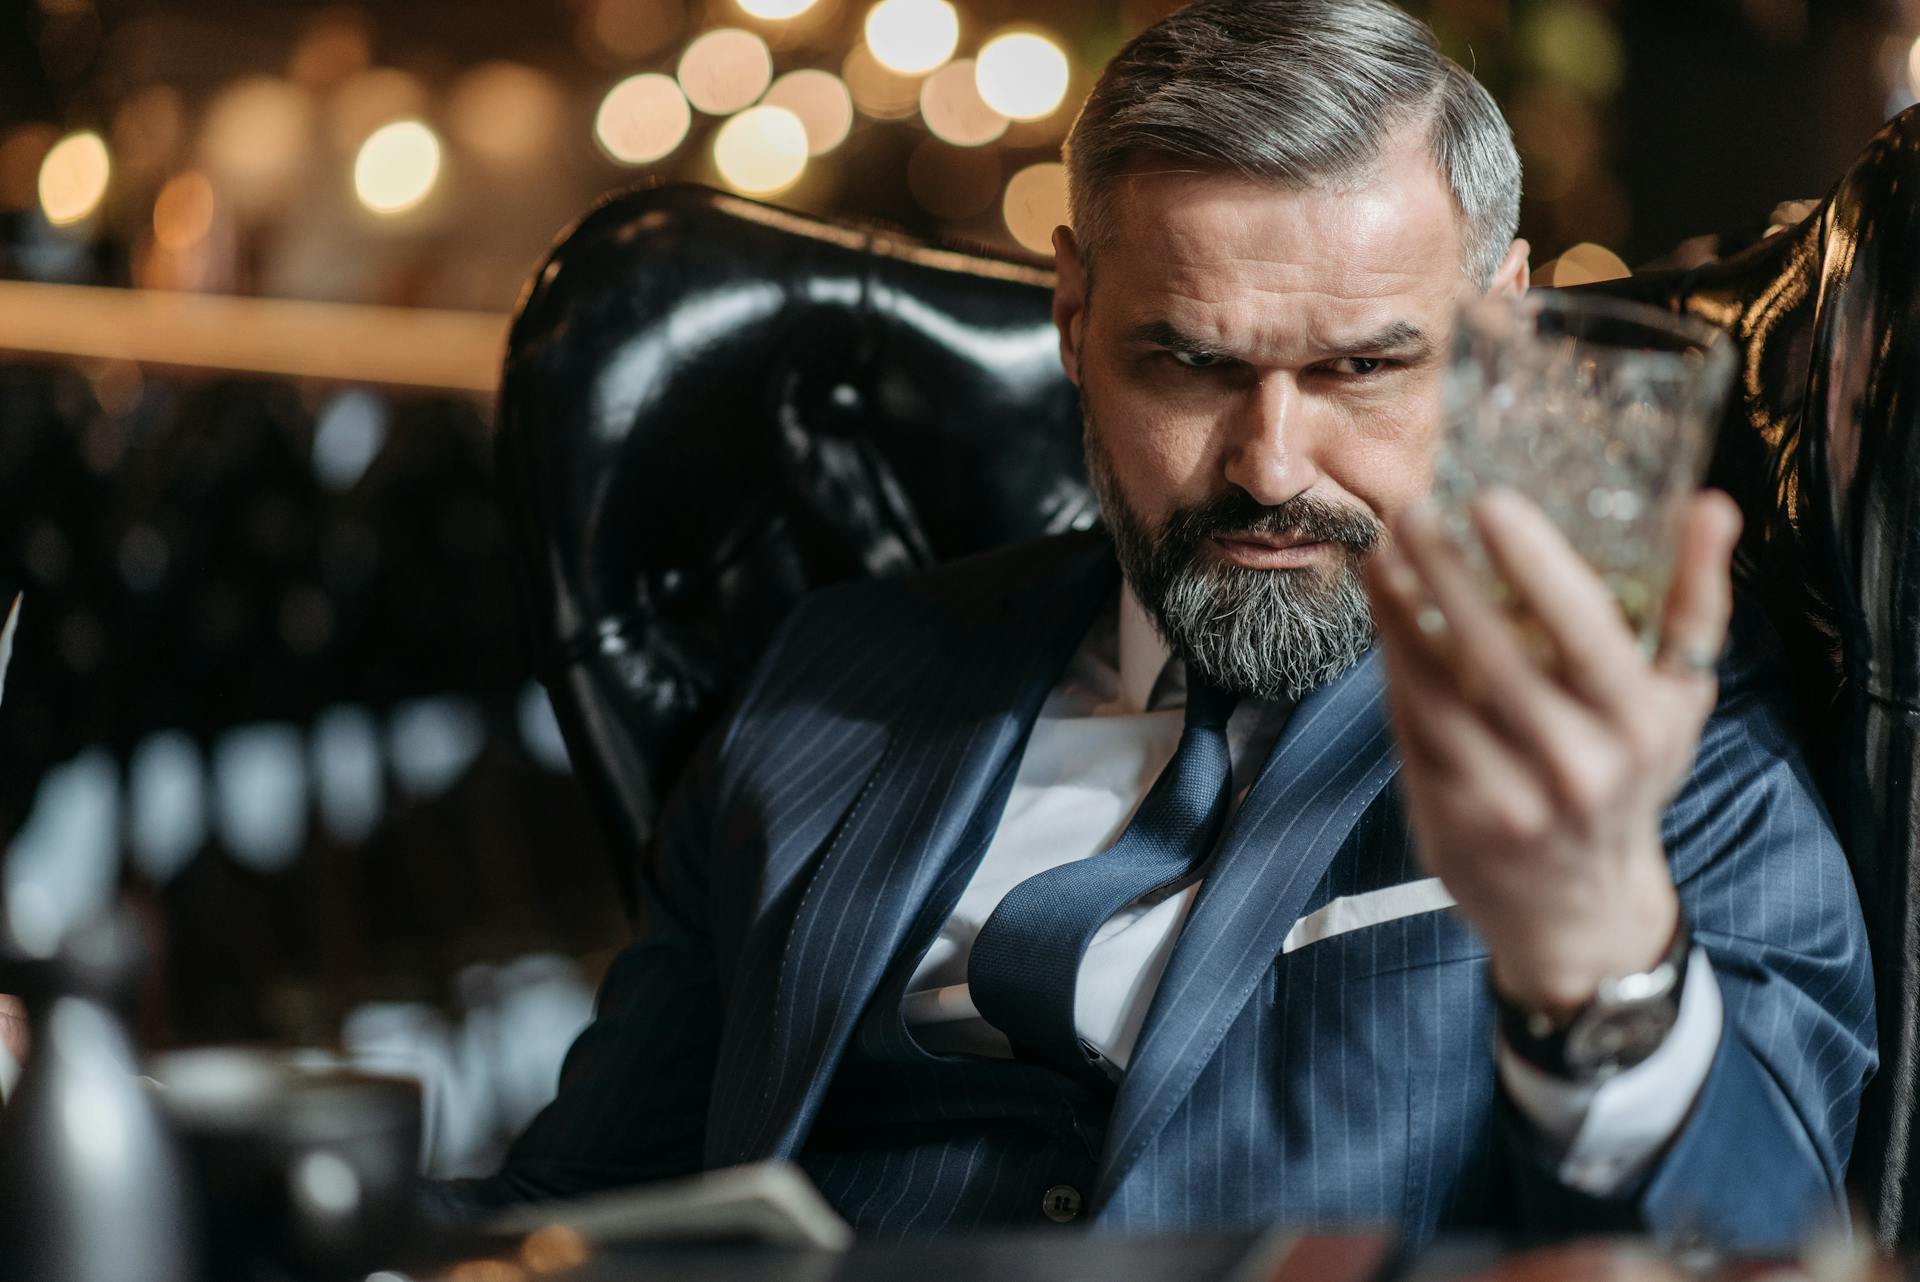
[411,1229,1627,1282]
[410,1230,1898,1282]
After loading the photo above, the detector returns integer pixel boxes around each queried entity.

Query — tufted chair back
[497,109,1920,1245]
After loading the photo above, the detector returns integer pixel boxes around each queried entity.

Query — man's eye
[1332,357,1388,376]
[1169,349,1226,369]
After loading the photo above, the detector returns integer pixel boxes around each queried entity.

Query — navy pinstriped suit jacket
[472,531,1875,1246]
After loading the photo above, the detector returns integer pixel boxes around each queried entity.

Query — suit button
[1042,1184,1082,1223]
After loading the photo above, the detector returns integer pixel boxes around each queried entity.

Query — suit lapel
[708,540,1117,1167]
[1094,649,1400,1209]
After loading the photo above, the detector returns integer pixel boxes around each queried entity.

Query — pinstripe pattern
[453,535,1873,1251]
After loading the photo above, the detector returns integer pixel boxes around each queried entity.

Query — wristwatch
[1495,912,1692,1083]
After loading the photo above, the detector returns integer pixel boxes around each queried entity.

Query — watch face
[1565,1001,1679,1077]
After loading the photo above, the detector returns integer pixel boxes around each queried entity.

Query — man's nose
[1221,374,1321,508]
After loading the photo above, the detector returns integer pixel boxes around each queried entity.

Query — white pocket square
[1281,878,1457,954]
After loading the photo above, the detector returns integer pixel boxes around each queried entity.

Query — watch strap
[1495,912,1692,1082]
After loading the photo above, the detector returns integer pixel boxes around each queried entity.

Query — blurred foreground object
[0,592,18,705]
[0,907,197,1282]
[152,1047,422,1281]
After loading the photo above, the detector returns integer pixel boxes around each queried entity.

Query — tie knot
[1182,665,1238,731]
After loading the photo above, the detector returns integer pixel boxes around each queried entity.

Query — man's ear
[1052,225,1087,387]
[1486,237,1531,298]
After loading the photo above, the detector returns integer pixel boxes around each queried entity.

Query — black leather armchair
[495,109,1920,1245]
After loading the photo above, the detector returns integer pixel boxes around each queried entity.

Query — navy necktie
[966,666,1239,1084]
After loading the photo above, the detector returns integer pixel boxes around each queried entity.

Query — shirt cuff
[1496,946,1723,1197]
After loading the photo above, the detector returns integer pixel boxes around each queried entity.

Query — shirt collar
[1118,582,1177,713]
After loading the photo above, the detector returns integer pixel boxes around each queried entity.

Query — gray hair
[1063,0,1522,287]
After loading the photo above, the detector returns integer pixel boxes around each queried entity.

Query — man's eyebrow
[1123,319,1232,358]
[1339,320,1434,358]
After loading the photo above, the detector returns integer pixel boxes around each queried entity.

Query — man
[439,0,1873,1247]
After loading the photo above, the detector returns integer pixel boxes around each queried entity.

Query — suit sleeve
[417,715,731,1220]
[1500,648,1877,1250]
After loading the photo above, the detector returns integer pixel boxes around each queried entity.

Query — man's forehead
[1095,139,1467,302]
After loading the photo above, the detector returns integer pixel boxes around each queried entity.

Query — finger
[1393,503,1594,758]
[1374,568,1532,786]
[0,993,26,1063]
[1653,490,1741,684]
[1364,540,1456,689]
[1374,583,1554,851]
[1470,487,1646,715]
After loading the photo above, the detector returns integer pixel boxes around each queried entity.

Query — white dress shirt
[901,585,1722,1196]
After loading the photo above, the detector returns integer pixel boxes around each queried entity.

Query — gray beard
[1083,412,1382,702]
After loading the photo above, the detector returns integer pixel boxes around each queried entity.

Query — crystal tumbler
[1430,289,1737,652]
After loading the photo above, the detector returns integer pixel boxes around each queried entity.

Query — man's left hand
[1363,488,1743,1018]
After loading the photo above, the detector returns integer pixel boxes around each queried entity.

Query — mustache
[1159,490,1383,555]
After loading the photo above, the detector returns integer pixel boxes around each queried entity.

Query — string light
[677,28,774,115]
[975,32,1071,121]
[353,120,441,216]
[843,43,921,119]
[152,171,215,250]
[763,70,855,156]
[920,60,1006,146]
[595,74,693,165]
[736,0,820,16]
[38,130,111,226]
[199,77,313,216]
[864,0,959,76]
[713,105,809,195]
[1002,161,1068,256]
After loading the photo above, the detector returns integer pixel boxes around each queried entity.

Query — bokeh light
[353,120,441,215]
[1002,161,1068,257]
[737,0,820,16]
[1540,242,1630,287]
[920,60,1007,146]
[594,74,693,165]
[152,171,216,251]
[583,0,685,62]
[678,28,774,115]
[448,62,567,169]
[763,70,855,155]
[713,105,809,195]
[38,130,111,226]
[843,43,922,119]
[975,32,1070,121]
[909,137,1000,219]
[519,1224,591,1273]
[864,0,959,76]
[200,77,315,215]
[328,67,430,152]
[1520,3,1623,100]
